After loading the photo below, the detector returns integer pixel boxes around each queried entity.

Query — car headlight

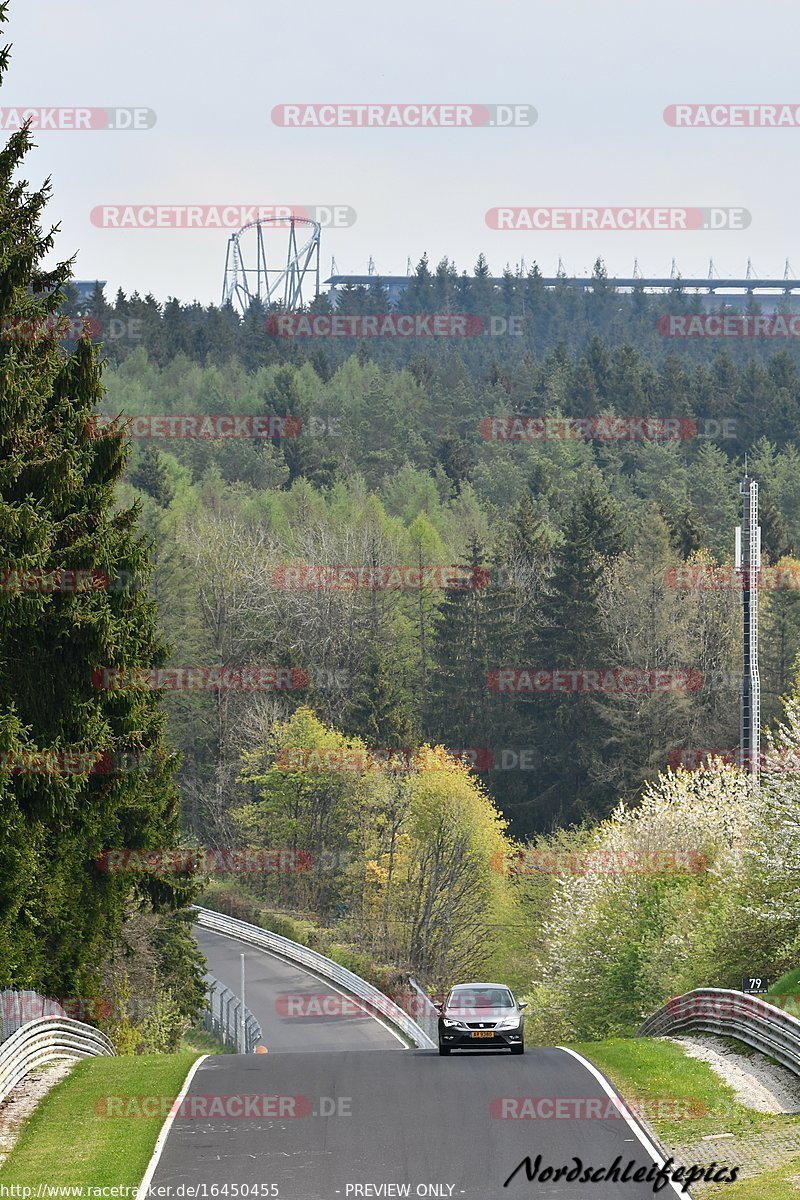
[495,1015,522,1030]
[442,1018,462,1028]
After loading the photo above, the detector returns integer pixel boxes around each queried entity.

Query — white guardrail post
[0,1017,115,1105]
[193,906,437,1050]
[638,987,800,1076]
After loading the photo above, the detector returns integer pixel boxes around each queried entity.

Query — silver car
[437,983,527,1055]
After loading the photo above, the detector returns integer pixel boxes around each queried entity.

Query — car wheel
[510,1042,524,1055]
[438,1043,450,1056]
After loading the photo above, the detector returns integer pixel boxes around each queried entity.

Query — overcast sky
[7,1,800,304]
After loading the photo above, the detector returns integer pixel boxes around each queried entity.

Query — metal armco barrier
[405,976,440,1044]
[638,988,800,1076]
[0,1017,115,1105]
[204,972,262,1053]
[193,906,437,1049]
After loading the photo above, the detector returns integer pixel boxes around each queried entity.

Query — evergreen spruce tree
[130,445,175,508]
[483,495,553,831]
[425,535,512,757]
[0,10,193,996]
[85,280,112,329]
[344,644,418,749]
[517,478,625,828]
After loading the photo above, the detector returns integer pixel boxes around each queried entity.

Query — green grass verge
[572,1037,800,1144]
[711,1159,800,1198]
[0,1052,200,1186]
[181,1026,226,1055]
[769,967,800,995]
[573,1038,800,1199]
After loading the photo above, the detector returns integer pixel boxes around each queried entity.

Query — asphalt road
[195,926,402,1052]
[149,1047,690,1199]
[146,929,693,1198]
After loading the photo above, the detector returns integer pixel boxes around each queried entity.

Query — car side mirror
[519,1002,528,1009]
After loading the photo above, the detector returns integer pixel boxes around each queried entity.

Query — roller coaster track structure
[221,216,320,315]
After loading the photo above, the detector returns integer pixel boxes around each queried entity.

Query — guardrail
[0,1017,115,1105]
[193,906,437,1049]
[638,988,800,1076]
[405,976,440,1044]
[203,972,262,1054]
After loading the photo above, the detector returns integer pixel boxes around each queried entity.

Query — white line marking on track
[136,1053,209,1198]
[558,1046,688,1198]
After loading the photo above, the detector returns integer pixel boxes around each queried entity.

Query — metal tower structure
[735,476,761,776]
[221,216,321,315]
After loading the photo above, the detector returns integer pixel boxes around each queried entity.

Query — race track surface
[147,928,688,1198]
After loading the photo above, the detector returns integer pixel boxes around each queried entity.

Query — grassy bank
[573,1038,771,1143]
[0,1053,200,1186]
[182,1025,226,1055]
[574,1038,800,1197]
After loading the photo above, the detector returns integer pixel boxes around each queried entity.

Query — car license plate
[471,1031,494,1038]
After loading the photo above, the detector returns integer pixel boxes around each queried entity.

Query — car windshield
[448,988,514,1010]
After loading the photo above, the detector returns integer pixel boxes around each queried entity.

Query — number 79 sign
[742,976,769,994]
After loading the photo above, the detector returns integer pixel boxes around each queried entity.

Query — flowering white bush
[521,745,800,1041]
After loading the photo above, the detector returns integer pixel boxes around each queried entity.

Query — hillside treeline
[103,348,800,837]
[73,255,800,388]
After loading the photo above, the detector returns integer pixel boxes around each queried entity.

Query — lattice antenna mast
[735,476,761,776]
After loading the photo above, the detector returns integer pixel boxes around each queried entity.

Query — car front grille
[466,1022,497,1030]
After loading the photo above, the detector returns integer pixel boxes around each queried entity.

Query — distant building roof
[71,280,107,304]
[324,274,800,295]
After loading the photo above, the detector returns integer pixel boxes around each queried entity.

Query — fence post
[240,954,246,1054]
